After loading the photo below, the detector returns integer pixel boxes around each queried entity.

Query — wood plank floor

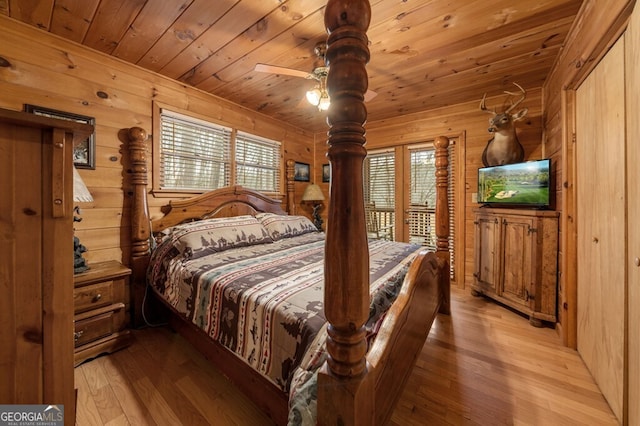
[74,288,619,425]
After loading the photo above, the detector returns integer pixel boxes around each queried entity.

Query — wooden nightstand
[73,260,132,366]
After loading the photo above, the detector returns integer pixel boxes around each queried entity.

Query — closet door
[626,5,640,424]
[576,36,626,422]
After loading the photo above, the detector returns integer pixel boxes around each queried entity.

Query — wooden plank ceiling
[1,0,583,132]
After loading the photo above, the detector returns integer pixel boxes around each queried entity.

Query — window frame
[235,130,282,193]
[364,137,462,284]
[151,102,284,198]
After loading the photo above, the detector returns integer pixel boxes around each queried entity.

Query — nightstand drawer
[74,280,115,313]
[74,303,125,347]
[73,260,131,365]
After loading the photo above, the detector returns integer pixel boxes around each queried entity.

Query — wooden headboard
[150,185,288,234]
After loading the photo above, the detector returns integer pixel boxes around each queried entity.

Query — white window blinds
[409,148,437,207]
[408,141,457,281]
[364,150,395,209]
[235,132,281,193]
[159,110,231,191]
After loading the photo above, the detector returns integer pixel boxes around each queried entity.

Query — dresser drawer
[74,303,125,347]
[74,280,115,313]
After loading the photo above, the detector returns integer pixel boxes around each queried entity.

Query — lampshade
[301,183,325,202]
[318,93,330,111]
[306,77,330,111]
[306,87,322,106]
[73,166,93,202]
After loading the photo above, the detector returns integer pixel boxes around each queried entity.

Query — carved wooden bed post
[286,159,296,214]
[128,126,151,328]
[434,135,451,314]
[318,0,373,424]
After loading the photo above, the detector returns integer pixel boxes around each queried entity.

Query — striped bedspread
[148,231,422,393]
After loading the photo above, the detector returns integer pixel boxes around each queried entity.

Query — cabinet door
[474,214,500,293]
[500,216,535,309]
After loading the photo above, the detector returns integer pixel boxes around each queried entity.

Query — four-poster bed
[128,0,451,424]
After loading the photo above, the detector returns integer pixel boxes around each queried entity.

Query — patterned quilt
[147,215,422,398]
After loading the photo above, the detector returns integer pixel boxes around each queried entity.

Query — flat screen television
[477,159,551,208]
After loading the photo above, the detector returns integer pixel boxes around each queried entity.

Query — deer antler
[504,82,526,113]
[479,93,496,115]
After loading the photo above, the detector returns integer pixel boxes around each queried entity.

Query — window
[364,140,458,281]
[364,150,395,209]
[409,148,437,207]
[408,147,437,249]
[235,131,281,192]
[407,143,457,280]
[364,150,396,240]
[157,107,281,194]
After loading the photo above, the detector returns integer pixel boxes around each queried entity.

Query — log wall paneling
[0,18,315,225]
[0,16,314,329]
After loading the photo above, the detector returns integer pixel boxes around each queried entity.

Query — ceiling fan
[254,42,377,111]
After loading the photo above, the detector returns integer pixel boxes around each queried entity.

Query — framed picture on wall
[24,104,96,170]
[294,162,310,182]
[322,164,330,182]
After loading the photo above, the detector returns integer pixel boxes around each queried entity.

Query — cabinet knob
[74,330,84,342]
[92,293,102,303]
[592,237,599,243]
[635,257,640,267]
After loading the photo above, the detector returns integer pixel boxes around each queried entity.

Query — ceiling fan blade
[254,63,311,79]
[364,89,378,102]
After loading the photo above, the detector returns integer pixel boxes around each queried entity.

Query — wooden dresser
[472,208,559,326]
[73,260,132,365]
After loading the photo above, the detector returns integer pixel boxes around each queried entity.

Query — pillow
[166,215,272,260]
[256,212,318,241]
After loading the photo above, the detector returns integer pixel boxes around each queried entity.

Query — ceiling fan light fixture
[307,77,330,111]
[318,92,331,111]
[306,86,322,106]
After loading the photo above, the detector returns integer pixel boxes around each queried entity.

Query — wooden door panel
[576,36,626,422]
[627,6,640,424]
[474,216,499,292]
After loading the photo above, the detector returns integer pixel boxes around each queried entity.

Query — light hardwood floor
[74,288,618,425]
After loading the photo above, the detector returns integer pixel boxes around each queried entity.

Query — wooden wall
[542,0,635,347]
[314,89,545,289]
[0,15,315,272]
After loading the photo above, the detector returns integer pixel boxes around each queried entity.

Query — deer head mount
[480,83,528,166]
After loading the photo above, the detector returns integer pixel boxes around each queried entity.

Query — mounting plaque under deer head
[479,83,528,166]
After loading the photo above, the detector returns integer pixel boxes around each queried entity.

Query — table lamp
[301,183,325,230]
[73,166,93,273]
